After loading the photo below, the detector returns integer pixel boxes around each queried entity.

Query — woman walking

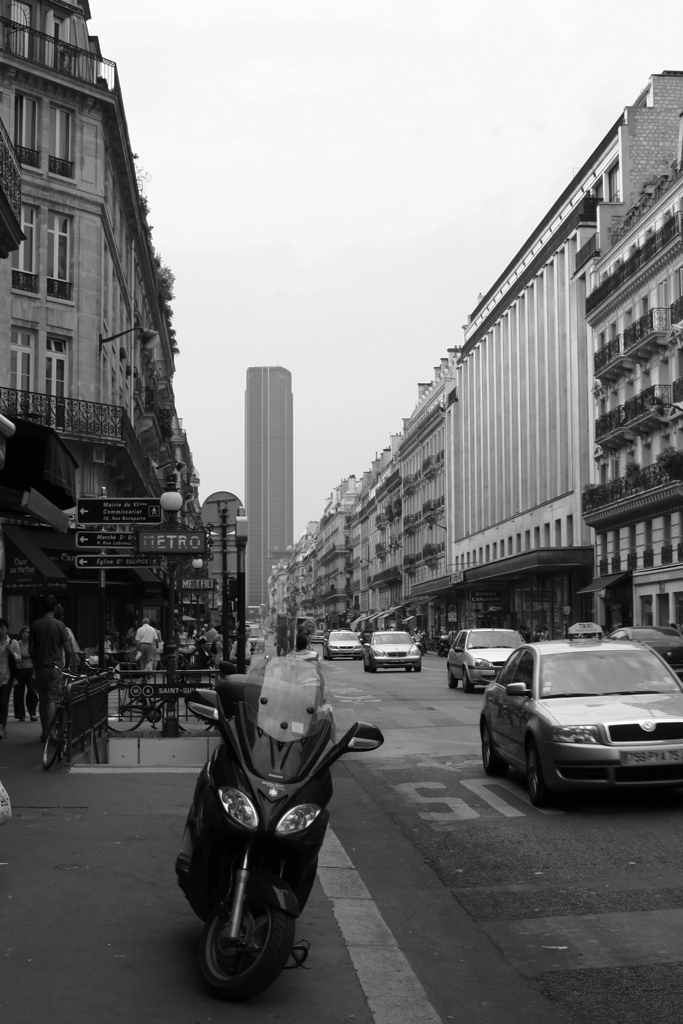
[13,625,38,722]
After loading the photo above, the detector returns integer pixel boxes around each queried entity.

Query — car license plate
[621,748,683,765]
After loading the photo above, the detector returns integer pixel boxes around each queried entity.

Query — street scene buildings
[270,71,683,640]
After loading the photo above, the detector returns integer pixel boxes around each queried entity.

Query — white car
[447,628,523,692]
[363,631,422,673]
[323,630,364,661]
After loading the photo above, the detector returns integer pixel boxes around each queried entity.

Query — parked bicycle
[42,667,115,770]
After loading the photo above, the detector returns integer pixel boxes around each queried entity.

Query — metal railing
[0,16,117,91]
[0,114,21,221]
[64,672,111,766]
[595,384,671,441]
[0,386,123,438]
[575,231,600,273]
[48,155,73,178]
[47,278,72,300]
[12,269,38,292]
[586,214,681,315]
[623,307,669,349]
[582,461,683,513]
[15,144,39,167]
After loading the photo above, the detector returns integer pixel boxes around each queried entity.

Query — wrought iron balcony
[48,155,73,178]
[627,552,638,570]
[12,269,38,292]
[599,557,609,575]
[0,115,22,259]
[586,214,682,315]
[47,278,72,300]
[371,565,403,586]
[611,555,622,573]
[0,386,123,439]
[643,547,654,568]
[403,553,420,567]
[662,544,674,565]
[403,471,420,495]
[403,512,419,533]
[375,542,387,558]
[0,16,117,91]
[15,145,39,167]
[582,461,683,529]
[595,384,671,442]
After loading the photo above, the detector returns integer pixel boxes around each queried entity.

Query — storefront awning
[1,419,77,507]
[409,574,454,599]
[377,604,404,618]
[576,572,629,594]
[2,524,66,580]
[0,486,72,533]
[464,547,594,584]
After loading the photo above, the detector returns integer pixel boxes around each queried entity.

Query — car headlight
[218,787,259,829]
[371,646,384,655]
[409,645,420,655]
[275,804,321,835]
[550,725,600,744]
[473,658,493,669]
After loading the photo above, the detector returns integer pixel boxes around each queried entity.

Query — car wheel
[413,665,421,673]
[368,659,377,673]
[481,720,508,777]
[463,668,474,693]
[526,739,553,808]
[363,660,369,672]
[447,665,458,689]
[405,666,412,672]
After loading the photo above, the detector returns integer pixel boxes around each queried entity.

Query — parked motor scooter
[175,656,384,1001]
[437,634,451,657]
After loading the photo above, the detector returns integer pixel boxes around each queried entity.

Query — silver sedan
[480,638,683,806]
[363,631,422,673]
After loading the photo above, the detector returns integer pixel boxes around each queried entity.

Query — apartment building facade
[582,94,683,628]
[0,0,197,642]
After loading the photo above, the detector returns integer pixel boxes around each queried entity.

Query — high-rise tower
[245,366,293,609]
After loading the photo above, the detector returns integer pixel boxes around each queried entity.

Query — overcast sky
[91,0,683,537]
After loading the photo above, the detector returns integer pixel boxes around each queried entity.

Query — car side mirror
[506,682,531,697]
[347,722,384,751]
[454,646,463,653]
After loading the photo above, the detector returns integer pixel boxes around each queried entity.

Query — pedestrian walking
[12,625,38,723]
[28,595,76,743]
[134,618,158,671]
[0,619,21,740]
[54,605,81,668]
[204,622,218,645]
[150,619,163,669]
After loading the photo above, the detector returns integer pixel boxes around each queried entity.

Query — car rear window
[631,628,681,640]
[467,631,522,650]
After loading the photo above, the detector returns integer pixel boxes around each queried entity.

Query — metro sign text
[137,531,206,554]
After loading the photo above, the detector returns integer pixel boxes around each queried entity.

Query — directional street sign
[75,555,162,569]
[137,530,206,554]
[76,499,162,525]
[75,532,136,549]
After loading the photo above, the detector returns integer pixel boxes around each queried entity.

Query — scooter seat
[215,675,249,719]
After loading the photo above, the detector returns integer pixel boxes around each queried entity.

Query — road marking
[462,777,564,816]
[318,829,443,1024]
[460,778,525,817]
[394,781,480,821]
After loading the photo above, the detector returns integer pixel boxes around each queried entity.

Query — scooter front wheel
[199,896,295,1001]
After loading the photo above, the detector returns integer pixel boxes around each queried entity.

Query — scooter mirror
[185,688,220,722]
[347,722,384,751]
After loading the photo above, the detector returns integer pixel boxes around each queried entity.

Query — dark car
[608,626,683,676]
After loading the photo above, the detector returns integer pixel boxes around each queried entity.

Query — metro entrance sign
[75,554,162,569]
[137,530,206,554]
[76,499,162,524]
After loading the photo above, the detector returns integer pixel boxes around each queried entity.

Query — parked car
[323,630,364,661]
[363,631,422,673]
[608,626,683,676]
[447,628,523,692]
[480,637,683,806]
[311,630,326,645]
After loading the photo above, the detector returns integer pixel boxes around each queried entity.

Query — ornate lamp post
[159,475,184,683]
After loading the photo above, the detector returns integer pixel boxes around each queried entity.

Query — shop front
[630,566,683,629]
[576,572,632,632]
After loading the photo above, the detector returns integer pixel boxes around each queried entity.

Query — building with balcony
[583,84,683,628]
[312,477,357,628]
[442,72,683,639]
[398,357,454,633]
[0,1,197,642]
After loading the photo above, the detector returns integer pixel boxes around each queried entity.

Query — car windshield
[629,628,680,640]
[539,649,682,697]
[329,632,357,641]
[374,632,412,645]
[467,631,522,650]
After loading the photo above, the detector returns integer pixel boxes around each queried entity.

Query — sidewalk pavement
[0,721,374,1024]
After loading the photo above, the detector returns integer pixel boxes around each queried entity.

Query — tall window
[49,107,72,176]
[9,2,31,57]
[10,329,33,391]
[45,338,67,397]
[11,205,36,274]
[607,163,620,203]
[14,94,38,165]
[47,212,71,298]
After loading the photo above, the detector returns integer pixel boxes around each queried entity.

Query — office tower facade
[245,366,293,609]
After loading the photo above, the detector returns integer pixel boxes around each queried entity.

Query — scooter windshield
[235,656,336,782]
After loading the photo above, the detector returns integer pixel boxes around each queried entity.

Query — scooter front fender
[245,869,300,919]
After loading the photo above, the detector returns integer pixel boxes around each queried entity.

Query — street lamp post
[159,476,184,686]
[235,515,248,673]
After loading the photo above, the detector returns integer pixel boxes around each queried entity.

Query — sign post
[76,499,162,524]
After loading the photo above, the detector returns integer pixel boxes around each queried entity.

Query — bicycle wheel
[42,707,67,770]
[107,697,156,732]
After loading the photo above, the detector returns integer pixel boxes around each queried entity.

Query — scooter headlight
[275,804,321,835]
[218,787,259,830]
